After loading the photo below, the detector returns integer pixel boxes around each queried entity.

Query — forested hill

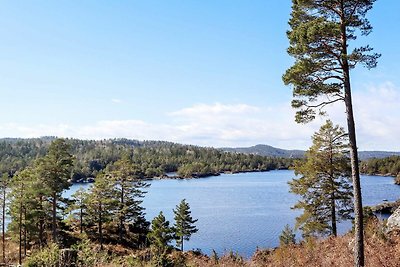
[0,137,293,180]
[222,144,304,158]
[222,144,400,160]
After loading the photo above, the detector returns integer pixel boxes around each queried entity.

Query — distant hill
[222,144,305,158]
[358,151,400,160]
[221,144,400,160]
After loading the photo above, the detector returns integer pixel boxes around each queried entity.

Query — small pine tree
[68,188,89,234]
[173,199,198,251]
[147,211,173,254]
[279,224,296,246]
[289,121,353,238]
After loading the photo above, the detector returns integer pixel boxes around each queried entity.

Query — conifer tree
[289,121,353,237]
[279,224,296,246]
[68,188,89,234]
[85,173,116,250]
[9,161,53,250]
[147,211,173,254]
[283,1,380,265]
[37,138,74,242]
[107,155,149,245]
[8,168,36,265]
[0,173,9,264]
[173,199,198,251]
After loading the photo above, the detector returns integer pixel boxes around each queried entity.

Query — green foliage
[0,138,294,181]
[84,172,117,249]
[147,211,174,254]
[283,0,380,123]
[8,166,52,263]
[38,138,74,194]
[23,243,60,267]
[360,156,400,177]
[107,156,150,245]
[279,224,296,247]
[173,199,198,251]
[71,236,111,267]
[283,1,379,265]
[289,121,353,237]
[33,139,74,242]
[67,188,89,234]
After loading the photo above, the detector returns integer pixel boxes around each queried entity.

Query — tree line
[0,137,294,181]
[360,156,400,177]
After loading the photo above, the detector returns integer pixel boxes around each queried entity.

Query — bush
[23,243,60,267]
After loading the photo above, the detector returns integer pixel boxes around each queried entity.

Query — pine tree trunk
[52,193,57,242]
[2,187,6,264]
[24,208,27,257]
[329,138,337,237]
[99,202,103,250]
[119,185,124,243]
[19,202,22,266]
[80,204,83,234]
[39,195,44,249]
[181,236,184,252]
[340,2,364,265]
[344,71,364,267]
[331,193,337,237]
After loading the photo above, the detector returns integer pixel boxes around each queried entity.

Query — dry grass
[186,221,400,267]
[2,221,400,267]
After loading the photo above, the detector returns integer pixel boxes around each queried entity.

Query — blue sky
[1,1,399,150]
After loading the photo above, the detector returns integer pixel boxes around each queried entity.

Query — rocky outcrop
[386,207,400,233]
[371,199,400,214]
[395,174,400,185]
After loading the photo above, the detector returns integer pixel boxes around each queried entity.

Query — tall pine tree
[283,1,380,265]
[37,139,74,242]
[85,172,116,250]
[107,155,149,246]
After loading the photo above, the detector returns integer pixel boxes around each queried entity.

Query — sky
[0,0,399,150]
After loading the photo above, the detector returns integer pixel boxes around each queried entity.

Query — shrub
[23,243,60,267]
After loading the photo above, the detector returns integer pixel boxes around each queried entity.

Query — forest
[0,137,293,181]
[0,138,204,266]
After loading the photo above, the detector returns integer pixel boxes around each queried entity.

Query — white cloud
[313,82,400,151]
[111,98,122,104]
[1,84,399,151]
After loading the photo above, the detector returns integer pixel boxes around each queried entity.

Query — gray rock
[386,207,400,232]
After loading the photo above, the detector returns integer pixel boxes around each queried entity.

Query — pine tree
[289,121,353,237]
[173,199,198,251]
[279,224,296,246]
[37,138,74,242]
[283,1,380,265]
[85,172,116,250]
[107,155,149,245]
[8,168,38,265]
[0,173,9,264]
[68,188,89,234]
[147,211,173,254]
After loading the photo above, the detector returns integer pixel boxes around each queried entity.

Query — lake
[65,170,400,257]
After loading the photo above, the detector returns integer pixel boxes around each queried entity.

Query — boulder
[386,207,400,232]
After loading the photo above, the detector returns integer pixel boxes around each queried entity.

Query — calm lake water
[65,170,400,257]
